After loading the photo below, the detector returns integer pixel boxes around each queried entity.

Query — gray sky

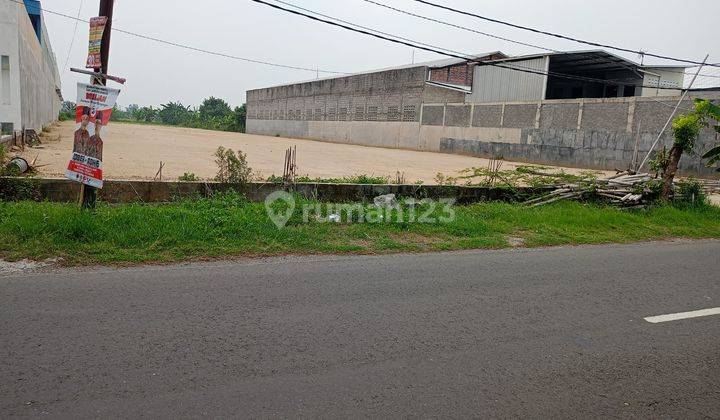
[44,0,720,108]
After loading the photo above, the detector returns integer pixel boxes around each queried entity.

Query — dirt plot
[24,121,606,183]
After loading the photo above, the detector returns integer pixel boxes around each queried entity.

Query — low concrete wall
[440,129,718,176]
[4,178,547,204]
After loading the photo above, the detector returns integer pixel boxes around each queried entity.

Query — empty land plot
[24,121,607,183]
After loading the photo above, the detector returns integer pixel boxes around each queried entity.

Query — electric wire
[411,0,719,68]
[250,0,698,91]
[61,0,83,70]
[272,0,469,57]
[361,0,720,81]
[3,0,349,75]
[361,0,554,53]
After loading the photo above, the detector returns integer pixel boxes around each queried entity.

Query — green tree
[158,102,192,126]
[133,106,158,123]
[58,101,76,121]
[659,99,720,200]
[126,104,140,116]
[109,104,129,121]
[198,97,232,123]
[698,101,720,171]
[232,104,246,132]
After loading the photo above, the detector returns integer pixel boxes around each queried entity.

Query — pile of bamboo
[524,171,652,208]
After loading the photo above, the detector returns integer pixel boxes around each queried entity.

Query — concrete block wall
[440,130,717,176]
[246,66,440,149]
[432,95,720,176]
[472,105,502,127]
[247,66,719,177]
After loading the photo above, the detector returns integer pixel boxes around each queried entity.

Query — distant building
[246,49,720,177]
[0,0,61,135]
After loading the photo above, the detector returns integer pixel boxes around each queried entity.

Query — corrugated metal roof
[251,51,507,91]
[484,49,691,71]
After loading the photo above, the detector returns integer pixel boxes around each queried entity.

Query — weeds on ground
[266,173,390,184]
[178,172,200,182]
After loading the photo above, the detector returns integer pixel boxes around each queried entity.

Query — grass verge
[0,194,719,265]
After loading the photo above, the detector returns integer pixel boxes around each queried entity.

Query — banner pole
[81,0,115,209]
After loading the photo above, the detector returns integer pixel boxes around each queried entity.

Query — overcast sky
[44,0,720,108]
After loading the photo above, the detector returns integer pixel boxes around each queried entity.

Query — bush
[58,100,76,121]
[178,172,200,182]
[214,147,252,184]
[0,177,39,201]
[674,179,707,206]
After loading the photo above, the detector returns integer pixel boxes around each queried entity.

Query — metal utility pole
[82,0,114,209]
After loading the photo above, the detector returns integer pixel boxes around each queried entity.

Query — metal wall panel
[466,57,547,103]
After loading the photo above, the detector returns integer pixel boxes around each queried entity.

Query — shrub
[178,172,200,182]
[214,147,252,184]
[674,179,707,206]
[0,177,39,201]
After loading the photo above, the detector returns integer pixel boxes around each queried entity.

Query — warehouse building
[247,49,718,176]
[0,0,61,137]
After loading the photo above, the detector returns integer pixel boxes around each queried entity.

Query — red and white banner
[86,16,107,69]
[65,83,121,189]
[67,153,104,189]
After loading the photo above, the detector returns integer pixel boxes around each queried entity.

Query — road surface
[1,240,719,418]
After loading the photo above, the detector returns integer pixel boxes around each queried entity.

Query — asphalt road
[1,240,719,418]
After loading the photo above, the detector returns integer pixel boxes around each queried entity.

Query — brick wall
[428,64,472,86]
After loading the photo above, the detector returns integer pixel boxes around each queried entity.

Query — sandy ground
[21,121,609,184]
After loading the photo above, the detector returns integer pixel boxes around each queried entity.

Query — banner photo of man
[66,83,120,189]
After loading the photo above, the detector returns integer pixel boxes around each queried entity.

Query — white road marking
[644,307,720,323]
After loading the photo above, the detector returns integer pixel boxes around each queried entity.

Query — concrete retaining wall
[4,178,546,204]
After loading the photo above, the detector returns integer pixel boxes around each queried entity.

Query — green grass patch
[0,194,718,265]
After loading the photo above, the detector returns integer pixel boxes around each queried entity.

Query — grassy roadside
[0,194,719,265]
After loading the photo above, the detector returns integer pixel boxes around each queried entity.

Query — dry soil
[22,121,608,183]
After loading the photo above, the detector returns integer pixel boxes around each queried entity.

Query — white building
[0,0,61,136]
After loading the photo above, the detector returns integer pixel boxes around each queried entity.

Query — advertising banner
[86,16,107,69]
[65,83,121,189]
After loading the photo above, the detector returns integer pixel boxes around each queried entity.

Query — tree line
[59,97,247,133]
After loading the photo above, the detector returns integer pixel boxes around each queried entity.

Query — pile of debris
[523,171,653,209]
